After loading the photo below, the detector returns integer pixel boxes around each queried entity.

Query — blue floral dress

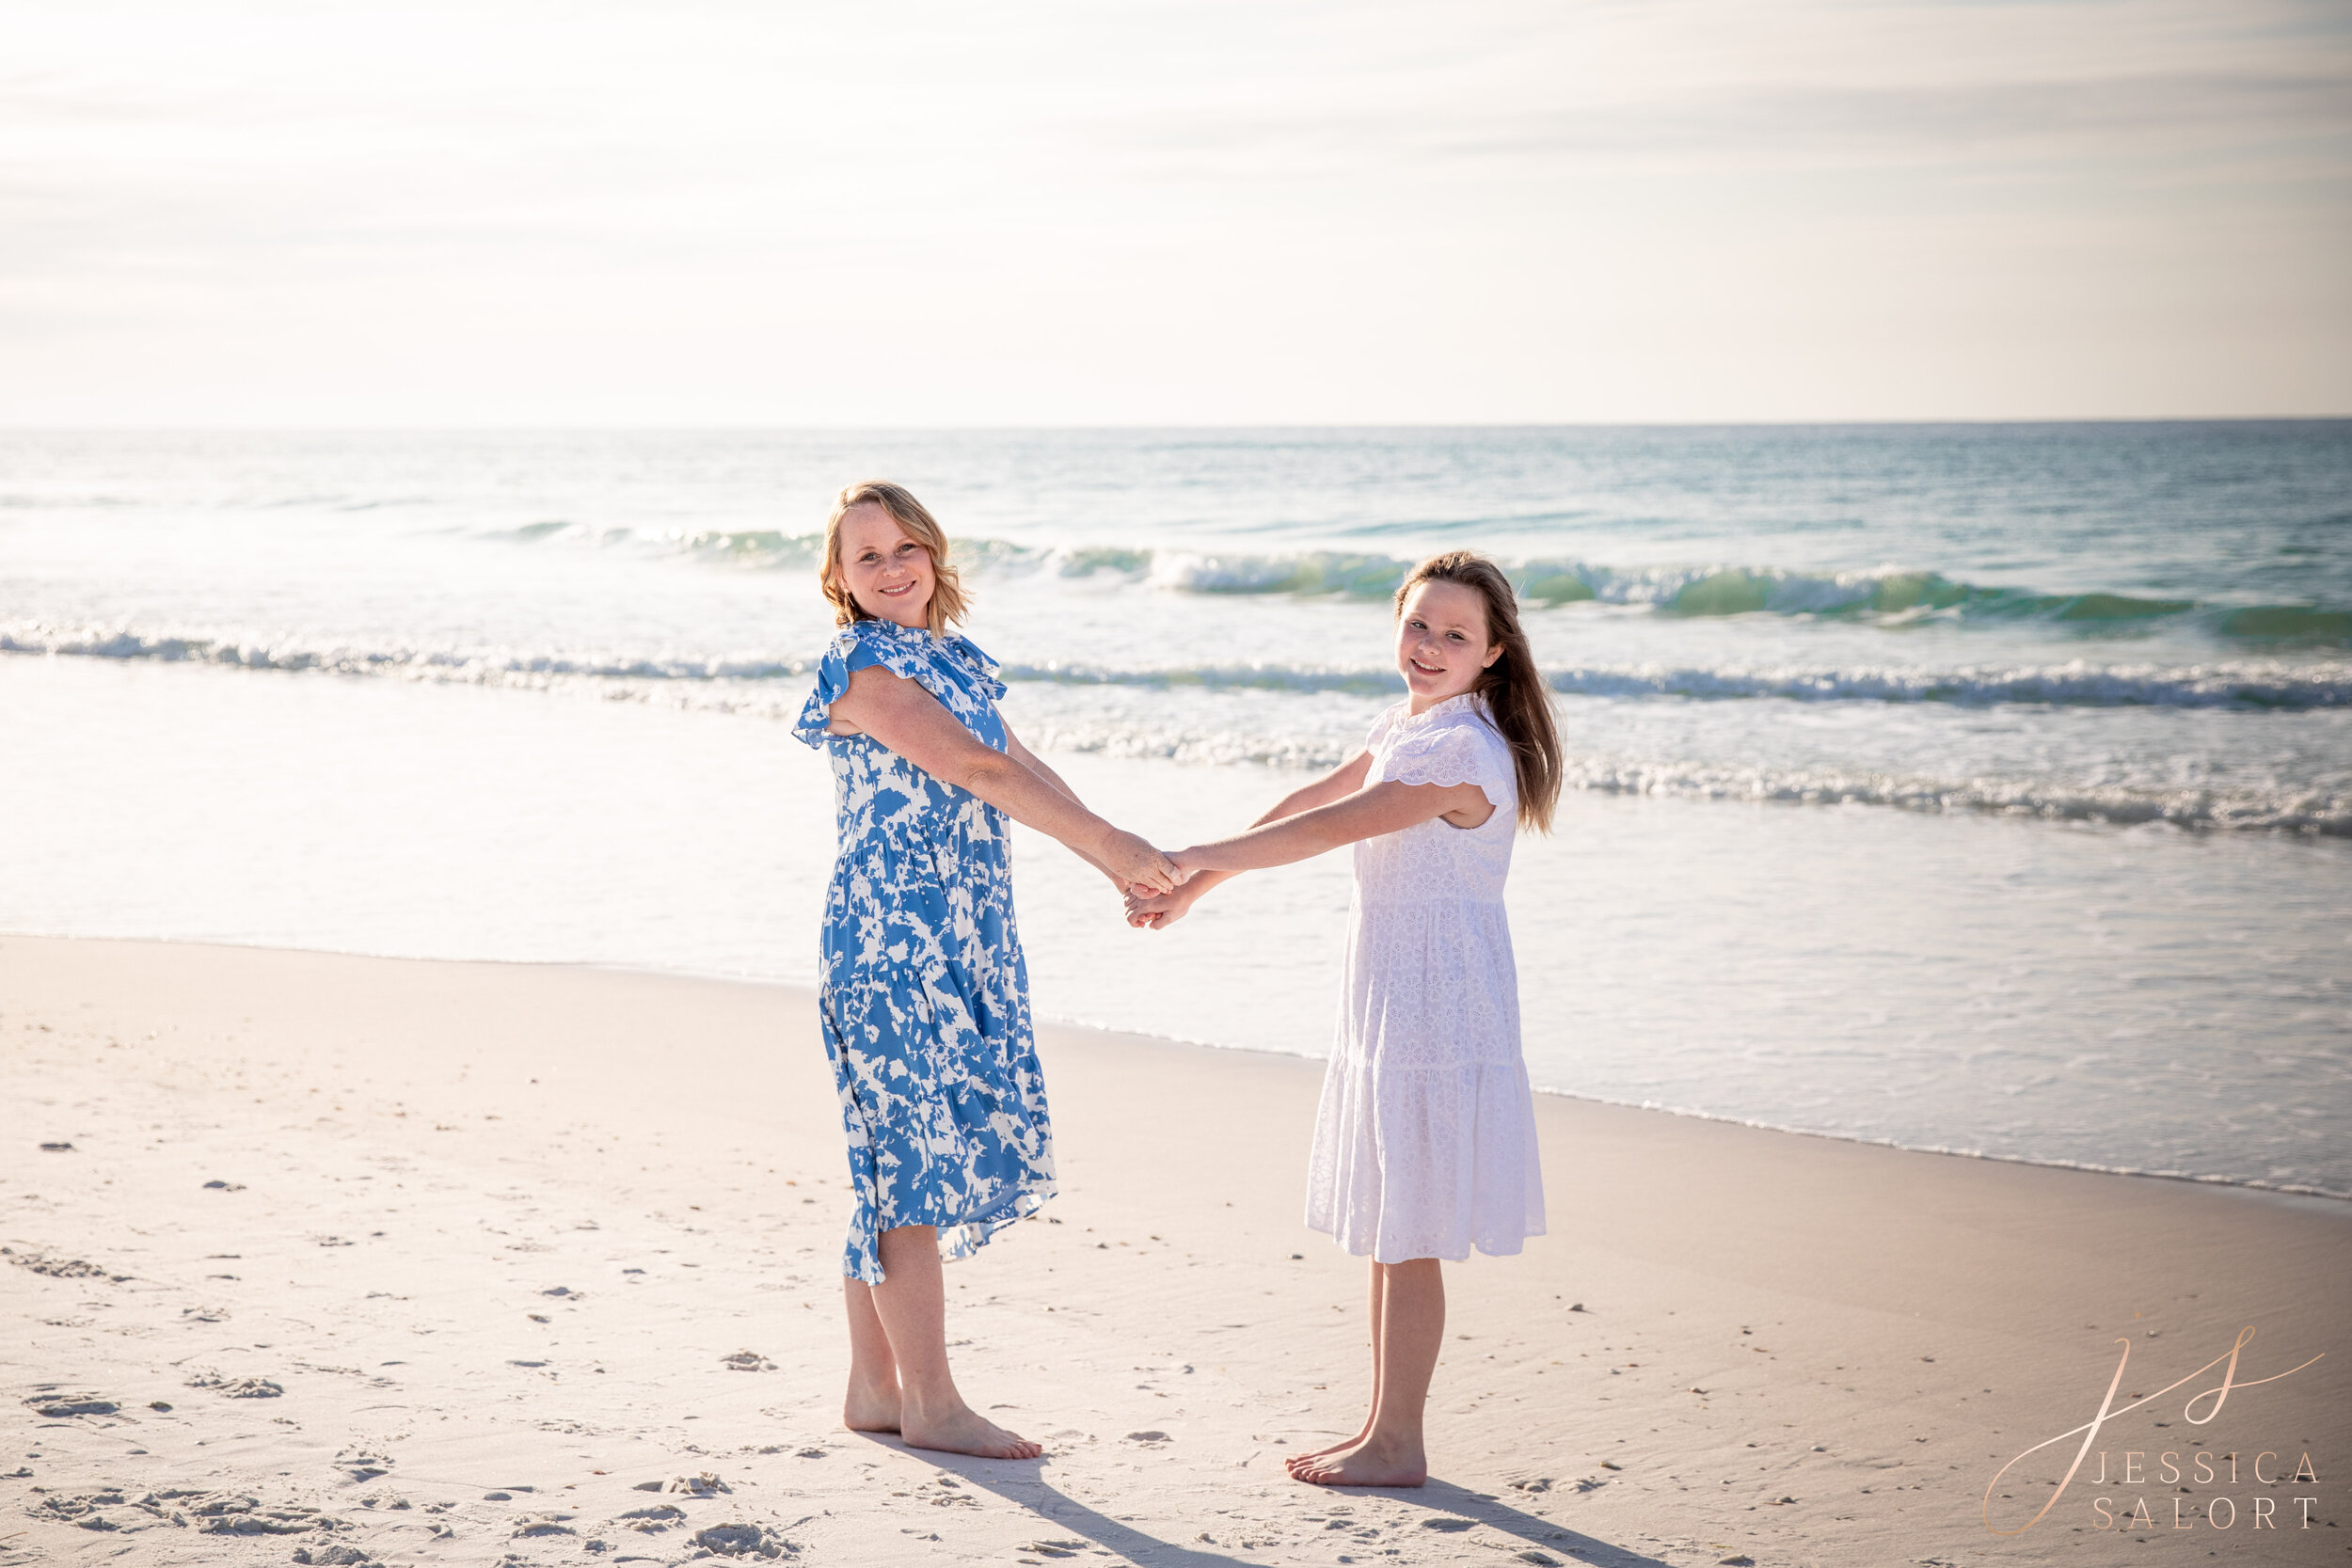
[793,616,1055,1284]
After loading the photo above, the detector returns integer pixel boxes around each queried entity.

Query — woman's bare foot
[1291,1436,1426,1488]
[899,1401,1043,1461]
[842,1377,901,1434]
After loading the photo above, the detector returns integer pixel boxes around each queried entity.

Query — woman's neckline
[859,615,941,641]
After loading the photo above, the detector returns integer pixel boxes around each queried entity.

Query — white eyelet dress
[1305,691,1547,1263]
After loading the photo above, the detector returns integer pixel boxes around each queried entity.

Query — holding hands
[1123,879,1199,930]
[1123,847,1219,929]
[1100,826,1184,896]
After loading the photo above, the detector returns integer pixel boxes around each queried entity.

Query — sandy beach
[3,935,2344,1567]
[8,0,2349,1560]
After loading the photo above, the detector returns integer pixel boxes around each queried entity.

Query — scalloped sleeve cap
[1378,710,1516,812]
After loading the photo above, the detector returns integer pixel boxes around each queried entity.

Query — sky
[3,0,2348,425]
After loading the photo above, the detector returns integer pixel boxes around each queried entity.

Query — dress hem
[1303,1218,1549,1266]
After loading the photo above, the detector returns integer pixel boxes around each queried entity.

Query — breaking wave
[8,629,2343,719]
[501,523,2352,643]
[8,621,2346,834]
[9,624,2346,712]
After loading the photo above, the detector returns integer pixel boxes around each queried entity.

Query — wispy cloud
[0,0,2344,422]
[1450,71,2349,160]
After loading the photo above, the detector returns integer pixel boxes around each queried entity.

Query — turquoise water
[2,425,2346,1194]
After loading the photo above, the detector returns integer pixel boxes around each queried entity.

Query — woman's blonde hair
[820,480,969,636]
[1394,551,1564,833]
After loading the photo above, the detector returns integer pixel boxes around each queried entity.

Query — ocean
[3,425,2346,1197]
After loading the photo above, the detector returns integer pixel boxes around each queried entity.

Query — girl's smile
[1394,578,1502,710]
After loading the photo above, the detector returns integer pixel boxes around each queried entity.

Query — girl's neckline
[1397,690,1485,729]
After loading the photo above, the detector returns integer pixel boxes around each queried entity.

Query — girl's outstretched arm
[1173,774,1494,877]
[1126,751,1374,929]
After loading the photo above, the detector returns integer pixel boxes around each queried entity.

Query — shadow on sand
[1381,1479,1675,1567]
[870,1437,1255,1567]
[864,1434,1672,1568]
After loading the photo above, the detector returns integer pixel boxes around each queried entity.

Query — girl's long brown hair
[1395,551,1564,833]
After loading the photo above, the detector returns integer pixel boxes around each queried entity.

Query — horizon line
[4,415,2349,436]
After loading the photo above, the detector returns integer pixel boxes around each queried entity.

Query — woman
[793,480,1177,1461]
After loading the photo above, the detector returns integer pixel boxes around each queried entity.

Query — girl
[796,480,1178,1461]
[1126,550,1562,1487]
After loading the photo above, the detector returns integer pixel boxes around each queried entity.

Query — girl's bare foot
[1291,1436,1426,1488]
[842,1377,901,1434]
[1284,1420,1372,1473]
[899,1401,1043,1461]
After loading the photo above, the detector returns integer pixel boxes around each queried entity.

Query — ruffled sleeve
[1379,710,1517,811]
[945,634,1009,704]
[793,621,993,748]
[793,627,862,749]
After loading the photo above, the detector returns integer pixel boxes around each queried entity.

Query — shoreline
[6,934,2346,1566]
[12,928,2348,1209]
[7,646,2350,840]
[7,651,2346,1206]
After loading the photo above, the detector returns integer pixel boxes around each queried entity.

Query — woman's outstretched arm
[1002,724,1137,891]
[827,663,1180,893]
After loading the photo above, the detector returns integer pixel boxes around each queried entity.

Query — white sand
[3,937,2344,1567]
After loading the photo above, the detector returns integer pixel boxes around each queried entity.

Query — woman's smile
[834,501,938,627]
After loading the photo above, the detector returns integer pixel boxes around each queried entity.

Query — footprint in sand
[23,1389,119,1418]
[183,1371,283,1399]
[691,1523,790,1559]
[188,1497,320,1536]
[618,1503,685,1532]
[4,1247,126,1281]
